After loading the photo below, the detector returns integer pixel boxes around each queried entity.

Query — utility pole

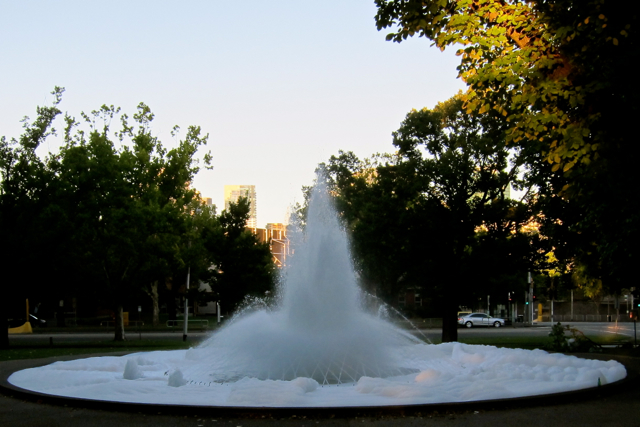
[528,272,534,324]
[183,266,190,342]
[571,289,574,321]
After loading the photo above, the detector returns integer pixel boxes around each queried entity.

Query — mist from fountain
[183,179,419,384]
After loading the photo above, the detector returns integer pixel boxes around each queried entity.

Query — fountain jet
[185,179,418,384]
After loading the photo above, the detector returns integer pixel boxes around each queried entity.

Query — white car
[458,313,505,328]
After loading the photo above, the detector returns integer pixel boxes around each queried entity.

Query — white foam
[8,344,626,407]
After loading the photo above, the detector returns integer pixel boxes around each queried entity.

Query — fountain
[182,179,420,385]
[6,179,628,408]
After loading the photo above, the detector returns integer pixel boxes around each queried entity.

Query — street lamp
[183,265,191,342]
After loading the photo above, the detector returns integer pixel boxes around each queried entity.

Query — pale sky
[0,1,464,227]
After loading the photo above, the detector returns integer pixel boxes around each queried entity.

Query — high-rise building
[224,185,257,228]
[266,223,289,268]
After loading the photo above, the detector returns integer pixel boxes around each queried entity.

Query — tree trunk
[114,304,126,341]
[592,293,603,316]
[144,281,161,327]
[150,281,160,327]
[0,314,9,350]
[441,290,459,343]
[167,295,178,322]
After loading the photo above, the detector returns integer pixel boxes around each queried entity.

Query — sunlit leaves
[374,0,633,178]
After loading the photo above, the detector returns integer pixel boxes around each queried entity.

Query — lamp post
[183,265,190,342]
[138,305,142,341]
[528,272,534,324]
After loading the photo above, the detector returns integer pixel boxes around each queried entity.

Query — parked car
[458,312,505,328]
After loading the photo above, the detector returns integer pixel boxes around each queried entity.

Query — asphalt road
[459,321,637,338]
[413,321,637,344]
[8,331,211,346]
[8,322,636,347]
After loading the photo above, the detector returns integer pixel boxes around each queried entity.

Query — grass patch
[456,336,549,349]
[0,340,193,362]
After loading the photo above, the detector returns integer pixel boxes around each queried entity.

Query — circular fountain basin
[5,343,626,409]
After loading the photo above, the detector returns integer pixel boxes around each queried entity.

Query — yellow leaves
[552,163,561,172]
[613,38,619,46]
[584,17,590,25]
[563,161,575,172]
[620,30,628,37]
[562,184,570,192]
[598,14,605,20]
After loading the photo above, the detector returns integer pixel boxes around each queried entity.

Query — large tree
[51,103,210,340]
[325,94,536,341]
[0,88,68,349]
[374,0,640,292]
[1,90,278,344]
[1,90,212,343]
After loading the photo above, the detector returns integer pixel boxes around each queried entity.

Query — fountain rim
[0,351,635,417]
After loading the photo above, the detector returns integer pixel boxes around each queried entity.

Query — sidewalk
[1,352,639,427]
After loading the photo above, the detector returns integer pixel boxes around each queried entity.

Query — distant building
[247,223,290,268]
[224,185,257,228]
[266,223,289,268]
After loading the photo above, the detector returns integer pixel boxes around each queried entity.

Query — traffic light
[630,310,638,321]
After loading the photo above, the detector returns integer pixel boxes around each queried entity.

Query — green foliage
[0,87,66,348]
[47,101,212,340]
[547,322,602,353]
[374,0,640,294]
[317,94,538,341]
[375,0,637,171]
[206,197,277,313]
[1,89,275,343]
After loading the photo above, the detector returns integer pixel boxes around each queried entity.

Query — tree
[205,197,277,314]
[0,88,67,348]
[1,92,211,342]
[374,0,640,293]
[1,90,277,342]
[51,103,210,340]
[324,94,536,341]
